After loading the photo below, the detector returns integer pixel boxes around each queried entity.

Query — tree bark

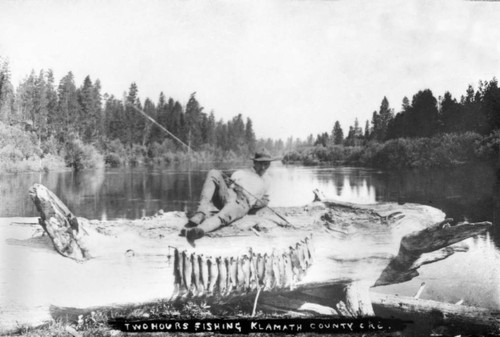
[374,220,491,286]
[29,183,90,261]
[370,292,500,331]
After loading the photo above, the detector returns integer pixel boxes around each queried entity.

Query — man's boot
[186,227,205,247]
[179,212,206,237]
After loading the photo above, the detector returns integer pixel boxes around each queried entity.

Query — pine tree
[93,79,103,141]
[151,92,167,144]
[439,91,464,133]
[371,96,393,141]
[142,98,156,145]
[331,121,344,145]
[364,120,370,139]
[57,72,80,142]
[480,78,500,133]
[0,58,15,123]
[104,94,126,142]
[45,69,58,137]
[124,83,143,145]
[245,117,256,154]
[77,75,100,142]
[184,93,203,147]
[410,89,439,137]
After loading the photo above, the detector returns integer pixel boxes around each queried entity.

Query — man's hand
[232,183,244,195]
[254,194,270,209]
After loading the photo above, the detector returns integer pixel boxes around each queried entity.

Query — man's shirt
[230,167,270,208]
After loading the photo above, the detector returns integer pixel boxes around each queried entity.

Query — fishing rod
[126,102,293,228]
[128,103,192,152]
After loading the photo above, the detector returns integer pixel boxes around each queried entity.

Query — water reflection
[1,162,498,227]
[268,166,377,206]
[1,162,499,309]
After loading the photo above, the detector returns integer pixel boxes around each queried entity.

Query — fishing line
[127,102,293,227]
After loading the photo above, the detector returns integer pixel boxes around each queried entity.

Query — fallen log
[374,220,492,286]
[28,183,91,260]
[370,292,500,334]
[18,184,496,334]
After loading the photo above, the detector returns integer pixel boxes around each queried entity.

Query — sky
[1,0,500,141]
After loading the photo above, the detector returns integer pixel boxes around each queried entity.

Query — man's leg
[181,170,233,236]
[186,200,250,246]
[190,169,233,224]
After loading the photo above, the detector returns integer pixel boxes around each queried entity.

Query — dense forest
[285,79,500,168]
[1,56,499,172]
[0,58,288,172]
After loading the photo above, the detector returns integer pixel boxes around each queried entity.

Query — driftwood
[374,219,492,286]
[24,184,498,334]
[29,183,91,260]
[371,292,500,334]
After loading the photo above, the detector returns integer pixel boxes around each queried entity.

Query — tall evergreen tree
[331,121,344,145]
[364,120,370,139]
[245,117,256,154]
[45,69,58,137]
[410,89,439,137]
[184,93,203,147]
[77,75,102,142]
[371,96,393,141]
[0,58,15,123]
[142,98,156,145]
[57,72,80,142]
[124,83,143,145]
[439,91,464,133]
[480,78,500,133]
[104,94,126,142]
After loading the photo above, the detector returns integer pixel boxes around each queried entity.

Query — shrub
[475,130,500,161]
[129,143,147,166]
[105,153,122,167]
[63,137,104,170]
[0,122,39,159]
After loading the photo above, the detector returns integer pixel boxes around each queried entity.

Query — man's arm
[252,194,269,209]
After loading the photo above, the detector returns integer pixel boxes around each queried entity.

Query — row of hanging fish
[172,234,315,298]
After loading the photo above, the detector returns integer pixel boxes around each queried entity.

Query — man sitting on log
[182,149,279,246]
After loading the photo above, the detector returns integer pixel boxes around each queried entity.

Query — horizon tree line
[311,78,500,148]
[2,57,499,158]
[0,60,267,158]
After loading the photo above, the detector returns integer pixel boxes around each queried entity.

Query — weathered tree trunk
[25,185,496,332]
[370,292,500,331]
[374,219,492,286]
[29,183,90,260]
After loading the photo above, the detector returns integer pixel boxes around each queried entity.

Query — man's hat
[251,149,280,162]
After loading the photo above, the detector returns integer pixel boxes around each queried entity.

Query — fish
[300,239,310,267]
[208,256,218,295]
[236,256,246,291]
[242,255,251,291]
[192,253,202,296]
[199,254,209,295]
[296,242,307,271]
[182,250,192,295]
[256,253,265,286]
[217,257,227,295]
[173,248,182,295]
[283,252,294,289]
[277,253,286,287]
[289,246,301,281]
[264,253,274,290]
[305,234,315,264]
[179,249,186,294]
[228,257,238,294]
[272,253,282,288]
[249,252,258,290]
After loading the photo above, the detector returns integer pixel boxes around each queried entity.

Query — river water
[1,162,499,310]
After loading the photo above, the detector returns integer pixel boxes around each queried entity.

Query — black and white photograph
[1,0,500,336]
